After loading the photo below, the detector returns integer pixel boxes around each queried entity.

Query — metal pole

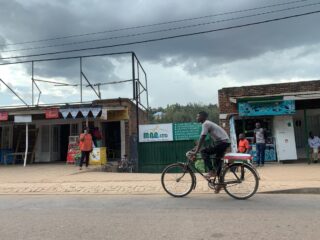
[80,57,83,103]
[145,74,149,109]
[132,54,139,142]
[24,124,28,167]
[97,84,101,99]
[32,61,34,106]
[132,53,135,100]
[304,109,310,164]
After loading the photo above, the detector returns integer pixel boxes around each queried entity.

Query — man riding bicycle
[191,111,230,180]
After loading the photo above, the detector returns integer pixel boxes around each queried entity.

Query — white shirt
[201,120,229,143]
[308,136,320,148]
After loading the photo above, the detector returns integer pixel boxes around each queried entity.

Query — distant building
[153,111,165,120]
[218,80,320,162]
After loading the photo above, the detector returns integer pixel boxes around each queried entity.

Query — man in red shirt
[79,127,93,170]
[237,133,251,154]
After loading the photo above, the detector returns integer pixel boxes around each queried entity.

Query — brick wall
[219,80,320,114]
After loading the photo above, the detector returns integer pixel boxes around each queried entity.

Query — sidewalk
[0,163,319,195]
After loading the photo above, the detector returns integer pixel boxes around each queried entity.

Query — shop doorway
[102,121,121,160]
[60,124,70,161]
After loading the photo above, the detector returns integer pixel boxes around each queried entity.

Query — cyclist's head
[197,111,208,123]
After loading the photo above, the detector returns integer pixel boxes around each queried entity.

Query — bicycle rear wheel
[161,163,194,197]
[222,163,259,200]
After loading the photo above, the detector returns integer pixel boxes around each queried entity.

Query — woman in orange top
[79,127,93,170]
[237,133,251,153]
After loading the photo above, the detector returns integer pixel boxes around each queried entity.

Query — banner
[80,108,90,118]
[139,123,173,142]
[45,108,59,119]
[239,100,295,116]
[69,108,79,119]
[91,107,101,118]
[0,112,8,121]
[60,109,70,119]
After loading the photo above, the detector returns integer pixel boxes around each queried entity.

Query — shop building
[0,52,149,167]
[0,98,147,164]
[218,80,320,162]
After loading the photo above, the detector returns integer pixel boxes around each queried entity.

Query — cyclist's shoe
[214,185,222,194]
[205,171,216,179]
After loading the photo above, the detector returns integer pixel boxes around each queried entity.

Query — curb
[260,188,320,194]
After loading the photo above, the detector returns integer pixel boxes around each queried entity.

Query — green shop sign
[139,122,202,142]
[173,122,202,141]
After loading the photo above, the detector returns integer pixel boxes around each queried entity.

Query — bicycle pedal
[208,180,216,190]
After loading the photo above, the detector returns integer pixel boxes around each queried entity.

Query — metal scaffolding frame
[0,51,149,140]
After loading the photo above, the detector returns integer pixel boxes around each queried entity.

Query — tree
[150,103,219,123]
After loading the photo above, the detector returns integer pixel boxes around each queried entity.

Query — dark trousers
[80,151,90,167]
[201,142,230,174]
[256,143,266,165]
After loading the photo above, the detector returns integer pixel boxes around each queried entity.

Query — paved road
[0,194,319,240]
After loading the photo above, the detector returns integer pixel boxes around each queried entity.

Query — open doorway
[102,121,121,161]
[60,124,70,161]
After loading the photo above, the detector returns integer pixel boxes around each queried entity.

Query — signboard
[0,112,8,121]
[173,122,201,141]
[107,109,129,121]
[45,108,59,119]
[14,115,32,123]
[139,123,173,142]
[238,100,295,116]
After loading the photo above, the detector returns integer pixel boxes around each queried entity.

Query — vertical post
[80,57,83,103]
[133,54,139,143]
[97,84,101,99]
[132,53,135,100]
[32,61,34,106]
[145,75,149,109]
[304,109,310,164]
[24,124,28,167]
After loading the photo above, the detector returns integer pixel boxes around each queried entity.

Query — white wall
[273,115,297,161]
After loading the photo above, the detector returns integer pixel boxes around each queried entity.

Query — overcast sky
[1,0,320,108]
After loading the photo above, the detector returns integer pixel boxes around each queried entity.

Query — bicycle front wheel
[161,163,194,197]
[222,163,259,200]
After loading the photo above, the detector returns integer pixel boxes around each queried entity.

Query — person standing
[308,131,320,163]
[254,122,266,167]
[79,127,93,170]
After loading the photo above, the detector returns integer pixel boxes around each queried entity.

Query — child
[237,133,251,154]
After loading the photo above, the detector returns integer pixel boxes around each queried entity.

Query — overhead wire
[0,0,314,48]
[2,1,320,53]
[1,9,320,61]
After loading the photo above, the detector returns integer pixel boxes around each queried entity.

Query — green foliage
[150,103,219,124]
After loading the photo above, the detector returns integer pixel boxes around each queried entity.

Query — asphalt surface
[0,194,319,240]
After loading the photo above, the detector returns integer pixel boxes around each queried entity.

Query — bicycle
[161,151,259,200]
[118,156,134,173]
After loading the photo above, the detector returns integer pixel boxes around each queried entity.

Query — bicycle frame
[181,159,255,188]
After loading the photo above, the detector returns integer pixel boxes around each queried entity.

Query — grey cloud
[1,0,320,106]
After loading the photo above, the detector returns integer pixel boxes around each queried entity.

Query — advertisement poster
[45,108,59,119]
[139,123,173,142]
[0,112,8,121]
